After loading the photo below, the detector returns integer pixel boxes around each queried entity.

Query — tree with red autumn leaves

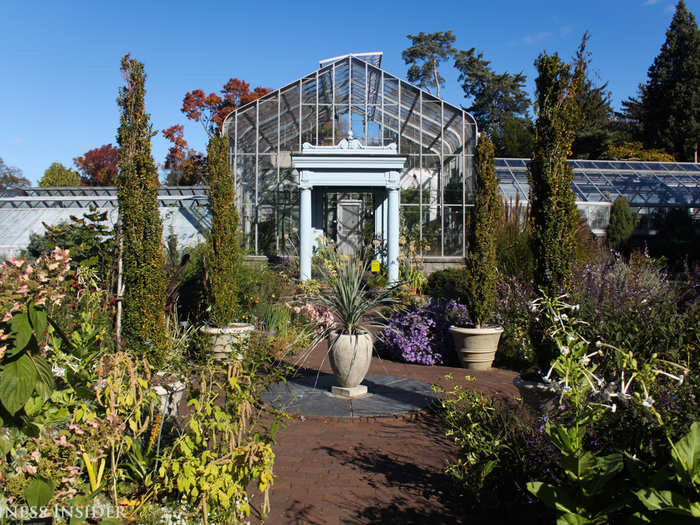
[181,78,271,136]
[162,125,206,185]
[73,144,119,185]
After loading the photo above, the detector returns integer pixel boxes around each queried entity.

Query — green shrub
[495,197,534,279]
[607,196,637,251]
[424,268,465,300]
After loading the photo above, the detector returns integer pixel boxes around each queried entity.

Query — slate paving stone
[260,373,439,418]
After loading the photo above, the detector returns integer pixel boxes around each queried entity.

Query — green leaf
[28,305,47,339]
[0,353,38,415]
[31,355,54,392]
[635,488,696,516]
[10,313,33,353]
[24,477,54,507]
[671,421,700,486]
[527,481,580,515]
[24,396,45,417]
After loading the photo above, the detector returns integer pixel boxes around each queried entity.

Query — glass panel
[258,96,278,153]
[333,60,349,103]
[302,75,317,104]
[443,109,463,154]
[301,105,316,144]
[279,108,299,152]
[236,106,256,154]
[318,68,333,104]
[334,104,349,141]
[422,205,442,255]
[444,206,463,255]
[399,206,422,256]
[367,120,381,146]
[351,109,365,142]
[351,59,366,106]
[383,76,399,104]
[444,156,463,205]
[258,155,276,196]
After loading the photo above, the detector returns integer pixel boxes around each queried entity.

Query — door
[336,199,364,256]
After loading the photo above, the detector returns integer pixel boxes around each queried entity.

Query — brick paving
[249,343,519,524]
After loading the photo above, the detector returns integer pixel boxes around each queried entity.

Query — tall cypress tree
[116,54,167,361]
[641,1,700,161]
[206,135,240,326]
[528,42,585,295]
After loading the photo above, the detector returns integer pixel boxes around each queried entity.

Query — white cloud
[664,3,675,12]
[560,25,573,38]
[10,138,25,146]
[523,32,553,45]
[643,0,662,5]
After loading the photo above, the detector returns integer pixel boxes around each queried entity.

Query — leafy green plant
[157,364,275,524]
[314,249,398,335]
[633,421,700,522]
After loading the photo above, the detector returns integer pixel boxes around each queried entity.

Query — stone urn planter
[199,323,255,361]
[328,331,373,398]
[448,326,503,370]
[152,373,187,418]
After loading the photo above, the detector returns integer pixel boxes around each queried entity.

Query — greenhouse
[496,158,700,235]
[221,52,478,274]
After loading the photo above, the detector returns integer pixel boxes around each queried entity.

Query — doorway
[336,199,364,256]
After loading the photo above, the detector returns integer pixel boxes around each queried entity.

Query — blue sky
[0,0,693,184]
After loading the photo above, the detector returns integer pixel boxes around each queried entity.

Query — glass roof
[496,158,700,207]
[223,55,475,157]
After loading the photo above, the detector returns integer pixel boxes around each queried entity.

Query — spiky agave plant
[315,251,398,336]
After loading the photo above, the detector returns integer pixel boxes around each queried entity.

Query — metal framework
[496,158,700,231]
[0,187,209,209]
[222,53,478,258]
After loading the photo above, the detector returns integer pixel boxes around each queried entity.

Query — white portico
[292,135,406,283]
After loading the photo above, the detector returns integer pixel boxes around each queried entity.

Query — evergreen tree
[571,34,616,159]
[205,135,241,326]
[607,197,637,251]
[638,1,700,161]
[528,41,586,295]
[39,162,81,187]
[402,31,456,97]
[453,48,532,152]
[116,54,167,361]
[493,116,535,158]
[462,136,501,327]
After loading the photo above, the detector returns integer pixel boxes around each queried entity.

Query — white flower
[611,403,617,413]
[560,346,570,356]
[642,396,654,408]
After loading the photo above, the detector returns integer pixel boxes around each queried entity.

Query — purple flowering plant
[379,299,470,365]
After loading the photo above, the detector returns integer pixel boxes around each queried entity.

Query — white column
[299,181,312,281]
[387,183,400,284]
[373,190,387,263]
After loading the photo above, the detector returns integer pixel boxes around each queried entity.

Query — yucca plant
[314,250,398,336]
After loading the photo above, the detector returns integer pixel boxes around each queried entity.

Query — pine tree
[640,1,700,161]
[116,54,167,362]
[205,135,241,326]
[402,31,456,97]
[528,41,586,295]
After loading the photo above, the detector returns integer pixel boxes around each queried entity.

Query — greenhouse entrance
[292,135,406,283]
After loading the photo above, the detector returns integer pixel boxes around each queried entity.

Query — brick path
[249,344,519,524]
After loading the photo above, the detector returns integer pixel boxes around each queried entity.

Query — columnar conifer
[206,135,240,326]
[116,54,166,360]
[463,136,500,328]
[528,43,585,295]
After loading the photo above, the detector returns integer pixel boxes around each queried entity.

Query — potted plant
[199,135,254,360]
[449,136,503,370]
[314,250,397,398]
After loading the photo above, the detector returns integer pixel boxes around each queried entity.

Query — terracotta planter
[448,326,503,370]
[328,331,373,397]
[199,323,255,361]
